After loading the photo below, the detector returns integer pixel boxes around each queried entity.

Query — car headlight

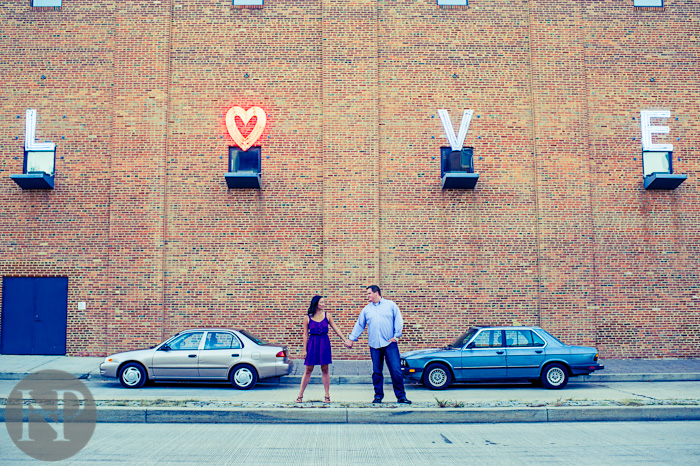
[400,359,407,367]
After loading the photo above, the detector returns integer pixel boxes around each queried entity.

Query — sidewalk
[2,355,700,424]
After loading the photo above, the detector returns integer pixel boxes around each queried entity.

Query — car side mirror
[466,342,475,349]
[159,344,171,351]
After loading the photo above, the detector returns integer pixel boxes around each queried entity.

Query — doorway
[1,277,68,355]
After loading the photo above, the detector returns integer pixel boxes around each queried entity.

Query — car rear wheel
[230,364,258,390]
[119,362,147,389]
[540,363,569,389]
[423,363,453,390]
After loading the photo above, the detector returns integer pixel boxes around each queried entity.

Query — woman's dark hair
[307,295,323,317]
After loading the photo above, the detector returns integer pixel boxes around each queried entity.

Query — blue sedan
[400,326,604,390]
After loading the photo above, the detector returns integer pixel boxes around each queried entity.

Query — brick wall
[0,0,697,358]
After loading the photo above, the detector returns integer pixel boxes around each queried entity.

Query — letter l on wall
[25,109,55,151]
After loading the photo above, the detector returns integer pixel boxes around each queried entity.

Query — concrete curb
[16,405,695,424]
[579,373,700,383]
[0,372,95,381]
[3,401,700,424]
[5,406,698,424]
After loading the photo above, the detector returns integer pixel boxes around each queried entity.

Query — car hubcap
[122,367,142,386]
[547,367,564,385]
[429,369,447,387]
[234,368,253,387]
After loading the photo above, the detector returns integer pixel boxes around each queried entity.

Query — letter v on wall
[438,109,473,151]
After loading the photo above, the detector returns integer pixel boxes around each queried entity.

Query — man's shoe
[372,397,383,403]
[397,398,412,404]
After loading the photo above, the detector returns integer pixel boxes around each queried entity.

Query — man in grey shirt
[347,285,411,404]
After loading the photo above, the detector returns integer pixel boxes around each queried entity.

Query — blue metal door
[1,277,68,355]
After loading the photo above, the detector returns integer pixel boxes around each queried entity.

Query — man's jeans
[370,342,406,400]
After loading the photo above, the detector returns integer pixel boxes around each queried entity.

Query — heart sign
[225,106,267,151]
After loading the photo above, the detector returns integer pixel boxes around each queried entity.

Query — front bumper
[99,361,119,379]
[570,363,605,376]
[401,366,423,381]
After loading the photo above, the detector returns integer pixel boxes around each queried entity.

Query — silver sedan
[99,328,293,389]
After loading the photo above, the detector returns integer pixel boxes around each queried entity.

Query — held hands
[344,339,353,349]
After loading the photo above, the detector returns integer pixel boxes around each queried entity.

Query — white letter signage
[438,109,473,151]
[640,110,673,152]
[25,109,55,151]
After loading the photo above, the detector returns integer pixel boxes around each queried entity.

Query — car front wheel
[540,363,569,389]
[230,364,258,390]
[119,362,147,389]
[423,363,453,390]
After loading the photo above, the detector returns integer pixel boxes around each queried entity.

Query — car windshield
[238,330,267,346]
[538,329,565,345]
[451,328,479,348]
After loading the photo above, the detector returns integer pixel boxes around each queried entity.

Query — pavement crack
[608,387,659,401]
[440,434,452,444]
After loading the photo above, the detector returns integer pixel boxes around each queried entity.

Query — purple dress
[305,313,332,366]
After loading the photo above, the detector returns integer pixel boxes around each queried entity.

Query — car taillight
[594,353,598,362]
[276,350,286,358]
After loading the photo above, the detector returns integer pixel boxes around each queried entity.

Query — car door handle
[496,350,504,354]
[535,350,543,354]
[188,354,197,358]
[231,353,240,357]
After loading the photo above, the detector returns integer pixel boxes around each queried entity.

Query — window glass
[441,147,474,174]
[26,151,54,175]
[643,151,671,176]
[505,330,534,347]
[472,330,503,348]
[168,332,203,350]
[238,329,266,346]
[230,147,261,173]
[438,0,468,5]
[532,331,545,347]
[234,0,263,5]
[634,0,663,7]
[204,332,241,350]
[453,328,479,348]
[32,0,62,6]
[538,329,564,345]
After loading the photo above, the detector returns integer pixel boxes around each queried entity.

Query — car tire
[230,364,258,390]
[540,362,569,389]
[423,363,453,390]
[119,362,147,389]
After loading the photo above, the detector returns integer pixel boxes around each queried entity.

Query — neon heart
[226,106,267,151]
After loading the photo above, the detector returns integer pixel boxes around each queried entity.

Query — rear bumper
[276,359,294,377]
[570,363,605,376]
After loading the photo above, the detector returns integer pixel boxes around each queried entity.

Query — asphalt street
[2,421,699,465]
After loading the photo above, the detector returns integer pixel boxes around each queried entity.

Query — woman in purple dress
[296,295,351,403]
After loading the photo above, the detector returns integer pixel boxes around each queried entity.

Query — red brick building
[1,0,698,358]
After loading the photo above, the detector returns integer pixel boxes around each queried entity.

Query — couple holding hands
[296,285,411,405]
